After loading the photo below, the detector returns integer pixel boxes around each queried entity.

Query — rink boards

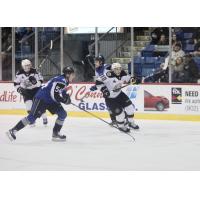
[0,82,200,121]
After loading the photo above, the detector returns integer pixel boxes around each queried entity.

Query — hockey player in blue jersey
[6,66,75,142]
[90,55,117,126]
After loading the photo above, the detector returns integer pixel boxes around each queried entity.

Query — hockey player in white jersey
[90,55,117,126]
[14,59,48,126]
[96,62,139,133]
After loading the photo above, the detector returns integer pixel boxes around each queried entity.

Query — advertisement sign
[0,83,200,117]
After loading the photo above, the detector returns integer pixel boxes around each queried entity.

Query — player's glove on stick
[29,76,37,85]
[101,86,110,98]
[62,93,71,105]
[129,76,141,84]
[17,87,27,96]
[90,85,97,91]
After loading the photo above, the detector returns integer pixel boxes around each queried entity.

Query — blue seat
[193,57,200,70]
[141,45,155,57]
[128,57,143,76]
[134,56,141,63]
[183,33,193,39]
[144,57,155,63]
[184,44,195,52]
[142,67,156,77]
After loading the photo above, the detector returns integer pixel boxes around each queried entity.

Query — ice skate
[52,132,66,142]
[118,126,130,133]
[109,120,118,127]
[129,122,139,130]
[6,129,17,141]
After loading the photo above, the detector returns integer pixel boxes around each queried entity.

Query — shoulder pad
[106,71,112,77]
[105,64,111,70]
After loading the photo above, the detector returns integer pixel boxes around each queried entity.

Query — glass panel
[64,27,125,82]
[38,27,61,81]
[63,27,94,82]
[1,27,12,80]
[15,27,35,72]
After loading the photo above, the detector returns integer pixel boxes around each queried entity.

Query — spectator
[157,34,168,45]
[183,54,199,83]
[171,43,185,66]
[191,41,200,57]
[150,27,169,45]
[172,57,185,83]
[171,33,182,48]
[143,57,169,83]
[192,27,200,44]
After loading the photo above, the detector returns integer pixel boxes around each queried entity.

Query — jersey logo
[106,71,112,77]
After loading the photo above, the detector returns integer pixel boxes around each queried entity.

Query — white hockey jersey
[14,68,44,90]
[96,69,131,98]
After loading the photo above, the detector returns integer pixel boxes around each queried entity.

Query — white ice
[0,115,200,170]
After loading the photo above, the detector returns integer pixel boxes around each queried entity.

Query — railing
[88,27,130,65]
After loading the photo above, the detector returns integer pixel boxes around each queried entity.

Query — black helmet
[62,66,74,75]
[95,55,105,65]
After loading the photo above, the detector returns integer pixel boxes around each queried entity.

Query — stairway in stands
[111,29,152,72]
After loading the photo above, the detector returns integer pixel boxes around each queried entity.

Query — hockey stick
[112,79,139,92]
[112,83,132,92]
[37,40,53,71]
[70,102,135,141]
[80,81,136,103]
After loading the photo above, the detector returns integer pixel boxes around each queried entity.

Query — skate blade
[119,129,130,133]
[52,138,66,142]
[130,127,140,131]
[5,131,14,141]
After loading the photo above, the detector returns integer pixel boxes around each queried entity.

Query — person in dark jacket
[183,54,199,83]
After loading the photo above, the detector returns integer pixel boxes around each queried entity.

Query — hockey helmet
[111,63,122,70]
[95,55,105,65]
[62,66,75,75]
[21,59,32,72]
[111,63,122,76]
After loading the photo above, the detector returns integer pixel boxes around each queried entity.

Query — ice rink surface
[0,115,200,170]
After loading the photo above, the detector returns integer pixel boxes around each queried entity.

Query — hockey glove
[129,76,140,85]
[62,93,71,105]
[101,86,110,98]
[17,87,27,96]
[90,85,97,91]
[29,76,37,85]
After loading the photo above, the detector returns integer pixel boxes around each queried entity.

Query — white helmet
[21,59,32,72]
[111,63,122,70]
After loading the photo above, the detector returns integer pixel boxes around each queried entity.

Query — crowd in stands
[1,27,200,83]
[140,27,200,84]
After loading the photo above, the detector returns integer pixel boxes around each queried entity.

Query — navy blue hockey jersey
[35,75,69,104]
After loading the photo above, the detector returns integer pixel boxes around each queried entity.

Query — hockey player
[14,59,48,126]
[90,55,117,125]
[6,66,75,142]
[96,62,139,133]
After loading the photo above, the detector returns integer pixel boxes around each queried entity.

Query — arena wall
[0,82,200,121]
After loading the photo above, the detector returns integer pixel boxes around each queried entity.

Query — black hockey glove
[29,76,37,85]
[129,76,141,85]
[17,87,27,96]
[101,86,110,98]
[90,85,97,91]
[62,93,71,105]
